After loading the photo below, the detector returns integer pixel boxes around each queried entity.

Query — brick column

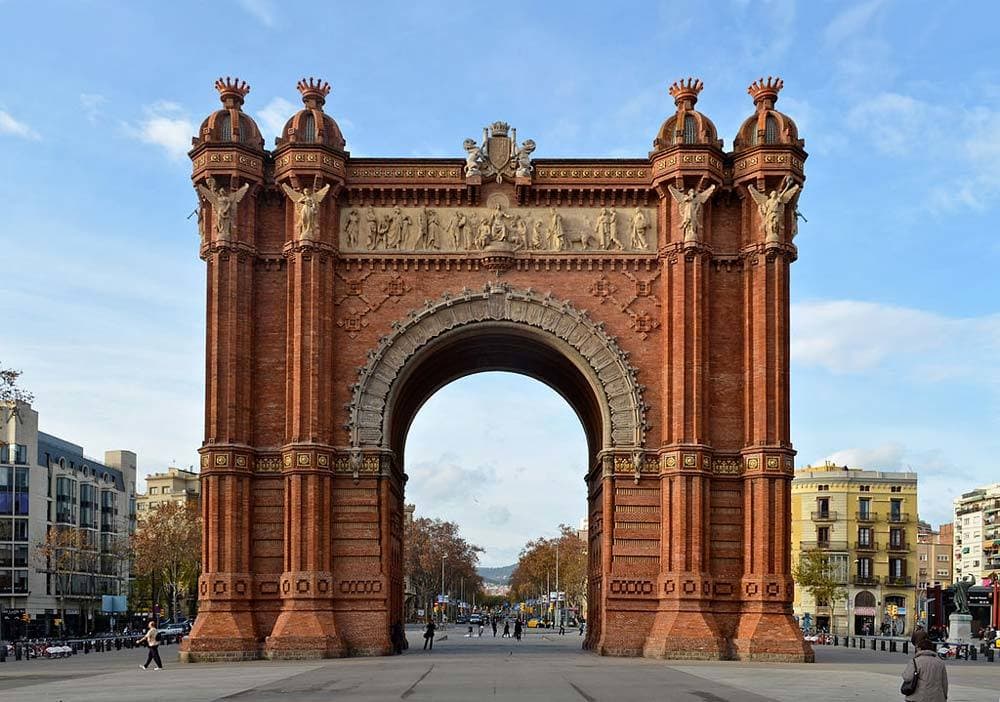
[183,238,260,661]
[645,239,725,658]
[732,239,812,661]
[264,238,344,658]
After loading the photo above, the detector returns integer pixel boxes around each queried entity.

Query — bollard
[986,648,994,663]
[890,640,897,652]
[903,641,908,654]
[0,645,5,663]
[833,635,839,646]
[872,638,877,652]
[84,641,90,654]
[970,646,977,661]
[14,645,22,661]
[880,639,886,651]
[116,638,122,650]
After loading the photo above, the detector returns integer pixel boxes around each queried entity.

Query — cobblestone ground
[1,630,997,702]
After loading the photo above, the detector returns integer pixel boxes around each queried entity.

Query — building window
[858,527,873,546]
[890,486,902,493]
[817,497,830,516]
[683,114,697,144]
[920,553,928,561]
[149,487,158,495]
[937,554,949,562]
[890,528,904,548]
[817,484,829,491]
[890,499,903,521]
[889,558,905,578]
[56,477,77,524]
[764,115,779,144]
[302,113,316,143]
[817,526,830,545]
[936,569,949,577]
[859,485,871,492]
[858,498,871,518]
[858,557,872,578]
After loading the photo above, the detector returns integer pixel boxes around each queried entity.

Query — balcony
[888,512,910,524]
[856,511,878,523]
[853,574,880,586]
[885,575,912,587]
[887,541,910,552]
[800,540,849,551]
[811,510,838,522]
[855,541,879,552]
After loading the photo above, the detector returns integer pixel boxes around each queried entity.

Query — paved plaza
[1,629,997,701]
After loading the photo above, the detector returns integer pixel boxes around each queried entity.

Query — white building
[953,483,1000,585]
[1,402,136,638]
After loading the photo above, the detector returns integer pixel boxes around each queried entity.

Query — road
[0,629,997,701]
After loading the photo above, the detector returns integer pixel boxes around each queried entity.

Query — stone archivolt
[347,282,648,450]
[185,75,812,665]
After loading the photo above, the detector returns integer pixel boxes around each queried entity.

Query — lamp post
[440,556,446,625]
[990,572,999,630]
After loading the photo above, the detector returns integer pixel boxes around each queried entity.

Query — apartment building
[953,484,1000,584]
[136,466,200,515]
[0,402,136,637]
[792,463,919,636]
[917,522,953,589]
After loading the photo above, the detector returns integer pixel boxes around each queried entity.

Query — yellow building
[136,466,200,516]
[792,463,919,636]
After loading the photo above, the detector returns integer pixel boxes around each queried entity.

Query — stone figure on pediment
[488,202,513,242]
[606,208,623,250]
[198,176,249,242]
[463,138,485,177]
[514,217,529,249]
[515,139,535,177]
[668,183,716,244]
[387,206,411,249]
[475,216,492,249]
[629,208,648,249]
[748,176,799,243]
[282,178,331,241]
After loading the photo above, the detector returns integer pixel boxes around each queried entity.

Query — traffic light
[20,613,30,623]
[887,604,898,618]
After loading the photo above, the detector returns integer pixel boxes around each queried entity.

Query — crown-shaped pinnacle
[748,76,784,107]
[668,78,704,107]
[297,77,331,109]
[215,77,250,108]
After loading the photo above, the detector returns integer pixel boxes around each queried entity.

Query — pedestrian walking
[478,622,484,637]
[578,621,585,636]
[492,618,498,637]
[502,621,510,638]
[137,620,162,670]
[513,619,522,642]
[390,621,406,654]
[559,622,566,635]
[901,636,948,701]
[423,618,436,651]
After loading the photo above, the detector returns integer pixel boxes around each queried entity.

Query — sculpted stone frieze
[339,203,656,253]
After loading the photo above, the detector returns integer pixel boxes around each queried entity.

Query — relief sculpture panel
[339,203,656,253]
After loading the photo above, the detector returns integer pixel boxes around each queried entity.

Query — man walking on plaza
[491,617,498,637]
[137,619,162,670]
[423,617,436,651]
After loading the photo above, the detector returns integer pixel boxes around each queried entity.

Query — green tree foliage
[404,514,483,616]
[509,525,587,608]
[792,549,846,609]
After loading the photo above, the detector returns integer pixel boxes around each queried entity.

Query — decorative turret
[651,78,722,152]
[276,77,347,150]
[192,76,264,150]
[733,77,803,150]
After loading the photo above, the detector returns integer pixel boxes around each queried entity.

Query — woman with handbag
[901,636,948,701]
[422,617,436,651]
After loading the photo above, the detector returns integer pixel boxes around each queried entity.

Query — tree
[0,364,33,447]
[36,525,92,635]
[792,549,847,629]
[509,525,587,615]
[404,514,483,621]
[131,502,201,622]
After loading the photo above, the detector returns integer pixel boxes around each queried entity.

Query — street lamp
[440,556,446,625]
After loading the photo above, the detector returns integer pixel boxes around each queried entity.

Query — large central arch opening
[388,323,604,647]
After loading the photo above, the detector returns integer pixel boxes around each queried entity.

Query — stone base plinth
[948,613,972,643]
[642,608,728,660]
[732,611,814,662]
[181,609,260,662]
[263,609,345,660]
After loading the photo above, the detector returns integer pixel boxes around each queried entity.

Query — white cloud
[256,97,296,143]
[847,92,935,156]
[237,0,276,27]
[824,0,887,46]
[80,93,106,124]
[791,299,1000,379]
[0,109,40,140]
[124,101,195,160]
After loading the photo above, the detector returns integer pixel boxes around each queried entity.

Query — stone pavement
[0,629,997,701]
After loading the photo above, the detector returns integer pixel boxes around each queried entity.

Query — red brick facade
[180,76,813,662]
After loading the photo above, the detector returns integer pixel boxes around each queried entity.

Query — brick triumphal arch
[181,75,812,662]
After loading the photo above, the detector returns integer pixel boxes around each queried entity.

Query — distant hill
[477,564,515,584]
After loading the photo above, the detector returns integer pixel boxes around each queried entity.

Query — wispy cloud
[237,0,276,27]
[80,93,107,125]
[792,299,1000,380]
[123,100,194,160]
[0,108,40,140]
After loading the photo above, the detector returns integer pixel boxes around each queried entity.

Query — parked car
[469,614,483,625]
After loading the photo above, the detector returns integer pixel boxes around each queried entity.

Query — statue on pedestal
[668,183,716,244]
[197,176,249,242]
[281,177,331,241]
[748,176,799,243]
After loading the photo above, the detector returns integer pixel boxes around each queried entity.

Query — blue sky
[1,1,998,565]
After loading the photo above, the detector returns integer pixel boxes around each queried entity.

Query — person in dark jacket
[902,637,948,702]
[513,619,523,642]
[423,618,436,651]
